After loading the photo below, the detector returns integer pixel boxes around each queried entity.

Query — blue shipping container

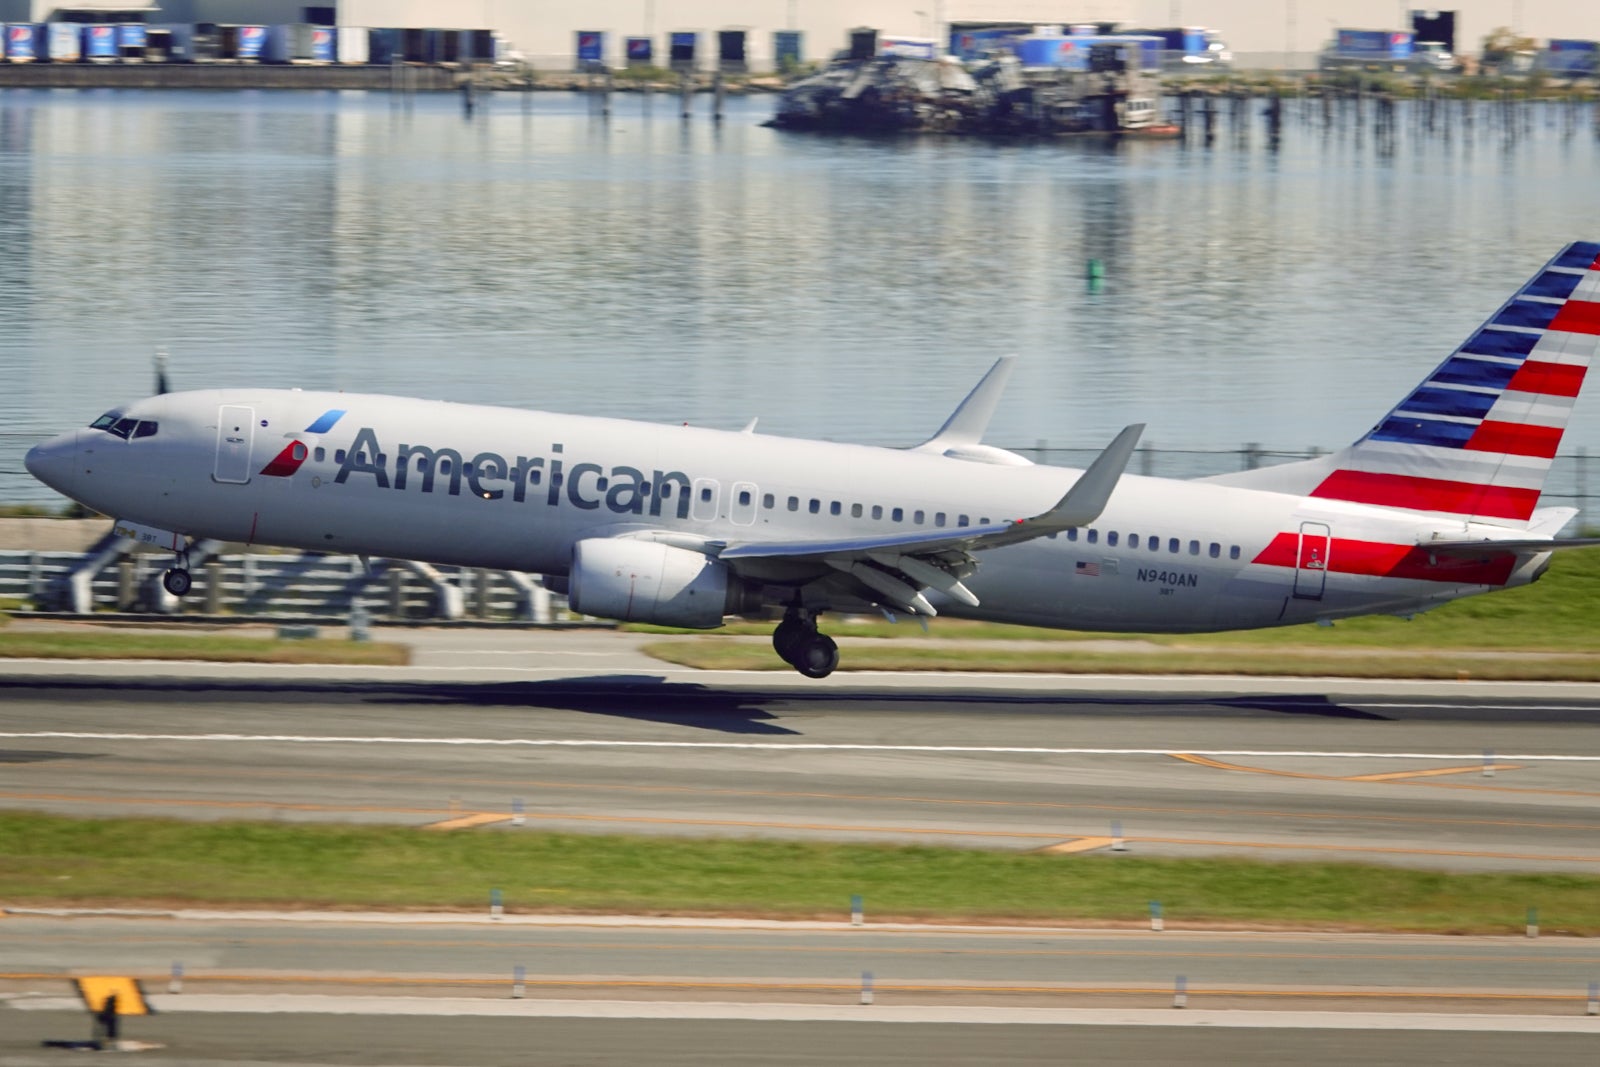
[84,25,117,60]
[1013,36,1087,70]
[1334,29,1412,58]
[878,36,936,59]
[310,26,334,63]
[625,36,652,63]
[5,23,39,61]
[1545,39,1598,73]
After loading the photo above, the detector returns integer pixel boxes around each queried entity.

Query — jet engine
[568,538,744,629]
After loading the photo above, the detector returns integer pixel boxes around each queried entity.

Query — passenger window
[762,493,774,509]
[809,499,820,514]
[1066,528,1077,541]
[1169,538,1180,553]
[851,503,863,518]
[913,510,925,524]
[529,469,543,486]
[1150,538,1160,552]
[1209,542,1220,558]
[871,505,883,520]
[1107,531,1119,547]
[335,449,347,463]
[892,507,904,522]
[1087,529,1098,544]
[830,501,841,516]
[1189,540,1200,555]
[700,487,713,502]
[1129,534,1140,549]
[597,477,609,492]
[1230,545,1241,560]
[934,512,946,527]
[787,496,799,511]
[738,490,752,506]
[979,517,991,525]
[314,447,326,463]
[958,515,969,527]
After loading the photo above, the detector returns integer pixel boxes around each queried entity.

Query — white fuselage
[25,388,1540,633]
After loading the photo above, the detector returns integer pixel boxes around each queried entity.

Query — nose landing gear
[773,607,839,679]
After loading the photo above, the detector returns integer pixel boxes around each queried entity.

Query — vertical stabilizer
[1206,242,1600,527]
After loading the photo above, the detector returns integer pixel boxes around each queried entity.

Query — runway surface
[2,629,1600,870]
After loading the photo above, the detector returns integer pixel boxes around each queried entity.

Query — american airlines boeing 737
[24,242,1600,677]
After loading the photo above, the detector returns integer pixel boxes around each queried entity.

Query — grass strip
[1,812,1596,935]
[0,632,408,665]
[641,641,1600,680]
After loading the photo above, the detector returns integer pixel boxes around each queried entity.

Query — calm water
[3,88,1599,505]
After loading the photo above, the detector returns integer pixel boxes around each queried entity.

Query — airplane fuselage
[29,388,1538,635]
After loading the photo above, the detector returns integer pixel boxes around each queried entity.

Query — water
[2,88,1599,506]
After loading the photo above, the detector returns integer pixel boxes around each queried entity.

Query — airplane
[24,241,1600,678]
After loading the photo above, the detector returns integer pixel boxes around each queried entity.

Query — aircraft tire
[772,618,807,664]
[793,633,839,679]
[163,568,192,597]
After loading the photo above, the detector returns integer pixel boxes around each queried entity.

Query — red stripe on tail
[1505,360,1586,398]
[1308,470,1539,521]
[1547,299,1600,337]
[1463,420,1563,459]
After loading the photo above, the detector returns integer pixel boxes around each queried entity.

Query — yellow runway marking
[1033,837,1115,855]
[1346,765,1522,782]
[422,813,511,831]
[1173,753,1524,784]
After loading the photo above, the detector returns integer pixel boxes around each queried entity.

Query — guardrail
[0,544,558,621]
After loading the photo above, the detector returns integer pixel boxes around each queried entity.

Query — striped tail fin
[1229,242,1600,527]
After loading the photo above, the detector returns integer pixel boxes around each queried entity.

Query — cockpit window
[90,412,121,431]
[133,421,158,439]
[109,417,139,440]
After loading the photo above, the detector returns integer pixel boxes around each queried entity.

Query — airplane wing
[716,423,1145,615]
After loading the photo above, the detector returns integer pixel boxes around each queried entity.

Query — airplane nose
[24,431,80,494]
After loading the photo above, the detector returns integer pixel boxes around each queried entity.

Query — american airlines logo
[327,426,699,519]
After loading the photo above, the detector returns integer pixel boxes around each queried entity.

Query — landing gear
[773,608,840,679]
[163,548,192,597]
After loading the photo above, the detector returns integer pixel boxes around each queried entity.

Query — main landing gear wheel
[162,568,192,597]
[773,609,840,679]
[791,633,839,679]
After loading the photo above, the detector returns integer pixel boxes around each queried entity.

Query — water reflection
[0,89,1597,503]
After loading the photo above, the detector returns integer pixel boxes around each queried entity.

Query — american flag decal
[1075,561,1100,577]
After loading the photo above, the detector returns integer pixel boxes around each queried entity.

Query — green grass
[639,547,1600,676]
[0,812,1594,934]
[0,631,409,665]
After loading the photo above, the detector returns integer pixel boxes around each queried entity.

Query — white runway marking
[0,732,1596,761]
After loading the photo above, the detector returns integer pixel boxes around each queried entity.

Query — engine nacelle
[568,538,738,629]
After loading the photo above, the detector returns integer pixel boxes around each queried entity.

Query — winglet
[1022,423,1144,530]
[913,357,1016,454]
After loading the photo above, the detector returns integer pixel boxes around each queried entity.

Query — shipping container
[263,24,314,64]
[625,36,652,66]
[1321,28,1414,70]
[1543,39,1598,75]
[46,23,81,63]
[117,23,146,61]
[336,26,369,65]
[718,29,747,71]
[4,23,39,62]
[83,25,118,62]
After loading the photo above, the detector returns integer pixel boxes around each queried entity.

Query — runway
[5,636,1600,1059]
[2,629,1600,871]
